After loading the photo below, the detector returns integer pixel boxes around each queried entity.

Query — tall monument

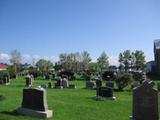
[154,39,160,75]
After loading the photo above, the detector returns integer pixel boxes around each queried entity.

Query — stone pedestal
[17,108,53,118]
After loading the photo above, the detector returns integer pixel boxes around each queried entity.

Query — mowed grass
[0,77,132,120]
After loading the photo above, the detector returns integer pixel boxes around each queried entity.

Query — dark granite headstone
[48,82,53,88]
[22,88,48,111]
[97,87,113,98]
[131,80,158,120]
[17,88,53,118]
[56,79,62,87]
[96,79,102,88]
[25,77,32,87]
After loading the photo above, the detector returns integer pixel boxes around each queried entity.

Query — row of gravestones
[86,80,114,89]
[17,79,159,119]
[25,76,76,89]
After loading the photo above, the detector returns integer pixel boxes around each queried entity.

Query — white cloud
[0,53,59,65]
[109,55,119,66]
[0,53,10,63]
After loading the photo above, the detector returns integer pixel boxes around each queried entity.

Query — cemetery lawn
[0,78,132,120]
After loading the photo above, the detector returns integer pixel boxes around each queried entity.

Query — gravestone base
[17,107,53,118]
[94,96,116,101]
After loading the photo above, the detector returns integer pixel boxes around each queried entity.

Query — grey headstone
[131,80,158,120]
[62,79,69,88]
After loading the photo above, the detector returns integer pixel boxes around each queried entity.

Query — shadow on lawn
[0,110,20,116]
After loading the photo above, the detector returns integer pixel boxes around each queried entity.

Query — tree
[81,51,92,71]
[97,51,109,73]
[36,59,53,75]
[118,50,131,72]
[10,49,22,74]
[115,72,133,91]
[118,53,124,72]
[123,50,132,72]
[134,50,146,71]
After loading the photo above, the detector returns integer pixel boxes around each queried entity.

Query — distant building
[154,39,160,73]
[0,63,8,71]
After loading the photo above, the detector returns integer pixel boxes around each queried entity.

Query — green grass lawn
[0,77,133,120]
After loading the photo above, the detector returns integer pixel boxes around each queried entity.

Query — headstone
[48,82,53,88]
[55,78,63,88]
[106,81,114,88]
[130,80,158,120]
[17,88,53,118]
[96,79,102,88]
[62,78,69,88]
[96,87,115,100]
[86,81,96,89]
[69,84,76,89]
[25,77,32,87]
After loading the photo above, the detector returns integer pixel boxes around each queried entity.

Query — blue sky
[0,0,160,65]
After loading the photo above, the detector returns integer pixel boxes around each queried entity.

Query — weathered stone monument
[17,88,53,118]
[130,80,158,120]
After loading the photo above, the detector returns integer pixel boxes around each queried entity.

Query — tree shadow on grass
[0,110,20,116]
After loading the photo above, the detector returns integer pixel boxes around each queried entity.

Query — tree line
[7,49,146,76]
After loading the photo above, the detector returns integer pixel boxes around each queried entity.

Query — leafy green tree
[36,59,53,75]
[81,51,92,71]
[115,72,133,91]
[123,50,132,72]
[97,51,109,73]
[88,62,99,73]
[118,53,124,71]
[134,50,146,71]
